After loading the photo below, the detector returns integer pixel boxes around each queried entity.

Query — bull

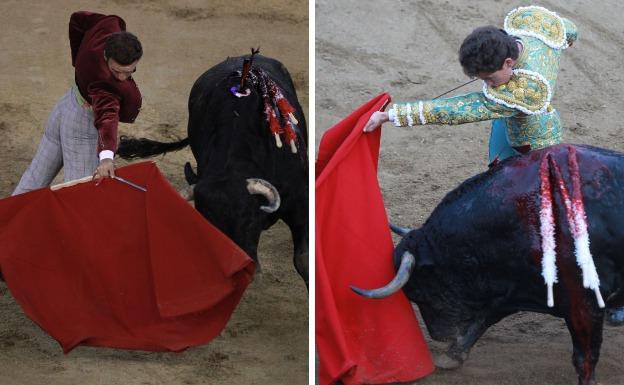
[353,144,624,385]
[117,53,308,286]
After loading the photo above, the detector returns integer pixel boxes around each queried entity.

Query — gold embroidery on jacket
[505,6,566,48]
[486,71,549,113]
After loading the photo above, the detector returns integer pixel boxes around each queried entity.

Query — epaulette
[483,69,551,115]
[504,6,568,49]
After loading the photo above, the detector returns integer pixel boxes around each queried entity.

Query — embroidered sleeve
[389,92,516,127]
[562,17,578,46]
[504,6,568,49]
[483,69,552,115]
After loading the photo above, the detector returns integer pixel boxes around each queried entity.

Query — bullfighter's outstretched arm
[388,92,517,127]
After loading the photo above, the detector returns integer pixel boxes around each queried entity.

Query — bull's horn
[390,223,411,236]
[351,251,415,298]
[246,178,281,213]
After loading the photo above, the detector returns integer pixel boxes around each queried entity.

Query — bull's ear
[415,248,434,269]
[399,230,433,269]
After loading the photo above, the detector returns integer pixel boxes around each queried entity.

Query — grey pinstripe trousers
[13,87,99,195]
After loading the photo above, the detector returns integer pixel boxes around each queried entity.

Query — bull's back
[430,144,624,234]
[186,54,306,151]
[189,55,300,112]
[424,144,624,302]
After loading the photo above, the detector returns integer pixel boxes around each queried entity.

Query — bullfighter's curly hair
[459,26,519,77]
[104,31,143,65]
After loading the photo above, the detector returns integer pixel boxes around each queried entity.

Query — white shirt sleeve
[99,150,114,161]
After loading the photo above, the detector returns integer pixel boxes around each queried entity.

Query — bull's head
[351,227,472,342]
[186,59,292,262]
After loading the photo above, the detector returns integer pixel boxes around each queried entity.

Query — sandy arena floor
[0,1,308,384]
[316,0,624,384]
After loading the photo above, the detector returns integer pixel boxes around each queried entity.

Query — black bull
[117,55,308,286]
[353,144,624,385]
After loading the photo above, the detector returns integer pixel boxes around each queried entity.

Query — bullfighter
[13,11,142,194]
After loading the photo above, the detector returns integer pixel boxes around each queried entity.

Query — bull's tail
[117,135,189,160]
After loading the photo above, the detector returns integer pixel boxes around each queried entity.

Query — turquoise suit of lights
[389,6,578,162]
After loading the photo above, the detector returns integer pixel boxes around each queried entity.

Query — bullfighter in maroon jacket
[13,11,142,194]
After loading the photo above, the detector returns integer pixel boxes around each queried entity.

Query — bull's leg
[437,317,489,369]
[605,307,624,326]
[605,288,624,325]
[564,309,603,385]
[285,219,308,288]
[438,309,515,370]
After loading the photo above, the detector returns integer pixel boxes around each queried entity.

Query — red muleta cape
[316,93,434,385]
[0,161,254,353]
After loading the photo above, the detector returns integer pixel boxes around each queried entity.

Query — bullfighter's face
[477,57,516,87]
[107,58,139,82]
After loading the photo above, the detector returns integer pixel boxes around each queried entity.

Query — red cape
[0,162,254,353]
[316,93,434,384]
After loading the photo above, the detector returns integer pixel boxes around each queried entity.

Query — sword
[432,78,479,100]
[113,176,147,192]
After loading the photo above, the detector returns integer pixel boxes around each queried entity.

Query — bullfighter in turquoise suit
[366,6,577,164]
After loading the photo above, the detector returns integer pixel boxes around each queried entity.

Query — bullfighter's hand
[93,158,115,182]
[363,111,389,133]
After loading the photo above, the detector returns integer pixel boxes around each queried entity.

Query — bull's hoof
[433,352,463,370]
[605,307,624,326]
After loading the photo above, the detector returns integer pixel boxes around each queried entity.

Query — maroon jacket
[69,11,142,154]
